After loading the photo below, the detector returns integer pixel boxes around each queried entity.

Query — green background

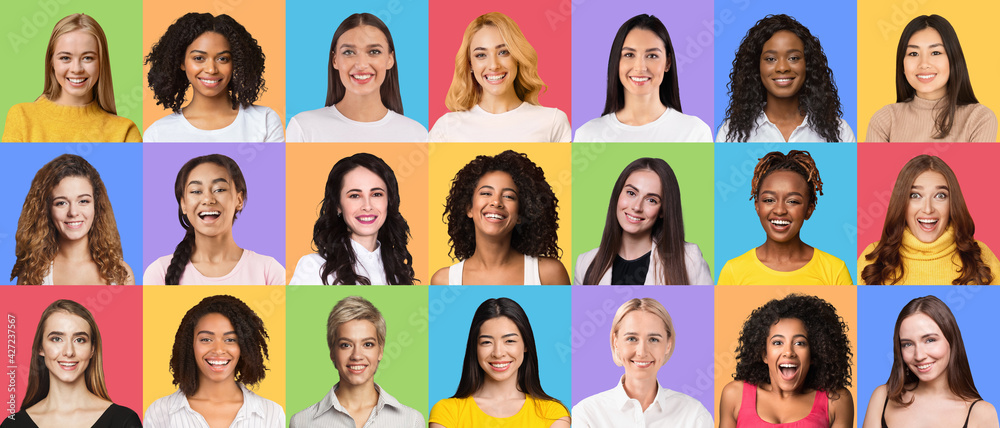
[284,286,430,424]
[570,143,716,282]
[1,0,144,137]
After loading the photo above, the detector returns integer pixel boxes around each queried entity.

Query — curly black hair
[723,14,844,142]
[169,295,269,396]
[145,13,266,112]
[443,150,560,261]
[734,294,852,395]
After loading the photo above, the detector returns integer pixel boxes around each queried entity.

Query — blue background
[428,285,572,411]
[857,286,1000,427]
[0,143,143,285]
[714,143,858,281]
[285,0,430,129]
[712,0,858,137]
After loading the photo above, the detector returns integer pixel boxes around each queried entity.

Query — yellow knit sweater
[2,96,141,142]
[858,226,1000,285]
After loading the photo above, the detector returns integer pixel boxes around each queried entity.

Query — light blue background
[712,0,858,137]
[0,143,143,285]
[857,287,1000,427]
[285,0,430,129]
[714,143,858,281]
[428,286,571,411]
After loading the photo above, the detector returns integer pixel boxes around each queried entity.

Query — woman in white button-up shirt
[572,298,712,428]
[289,153,416,285]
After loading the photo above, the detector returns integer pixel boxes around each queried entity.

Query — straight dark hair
[887,296,980,405]
[603,14,681,115]
[895,15,978,139]
[583,158,688,285]
[326,13,403,114]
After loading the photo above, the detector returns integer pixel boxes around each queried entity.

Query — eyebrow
[908,43,944,49]
[197,330,237,335]
[478,185,518,194]
[479,333,520,339]
[624,184,661,199]
[345,186,387,193]
[759,190,804,197]
[188,178,231,187]
[52,193,93,200]
[56,50,98,56]
[621,46,663,53]
[762,48,803,54]
[189,49,232,55]
[911,184,949,190]
[623,331,663,337]
[338,336,377,342]
[473,44,507,52]
[339,43,385,49]
[47,331,90,339]
[770,333,807,340]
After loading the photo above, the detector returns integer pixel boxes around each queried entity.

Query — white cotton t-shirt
[286,105,427,142]
[716,112,856,142]
[143,104,284,142]
[574,108,713,142]
[429,102,571,142]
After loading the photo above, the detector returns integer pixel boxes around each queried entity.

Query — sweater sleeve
[2,105,26,142]
[865,105,893,142]
[124,120,142,142]
[966,104,998,142]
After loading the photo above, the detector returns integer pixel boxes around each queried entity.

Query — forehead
[768,317,807,336]
[338,25,388,46]
[476,170,517,190]
[480,316,520,335]
[623,28,665,49]
[194,312,235,332]
[624,169,662,192]
[471,25,504,48]
[187,31,230,51]
[912,170,947,187]
[618,310,668,335]
[54,30,99,52]
[187,162,232,183]
[762,30,804,50]
[899,312,945,337]
[759,170,809,192]
[342,166,387,190]
[336,319,378,338]
[43,310,91,334]
[908,27,943,46]
[52,175,94,196]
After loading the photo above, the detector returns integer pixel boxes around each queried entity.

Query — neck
[467,234,518,267]
[40,373,97,410]
[619,232,653,260]
[478,91,522,114]
[334,380,379,408]
[352,235,378,253]
[50,92,94,107]
[476,375,524,400]
[764,382,805,400]
[763,96,802,121]
[192,378,242,400]
[758,236,810,260]
[618,93,667,126]
[57,236,93,262]
[621,375,658,411]
[186,91,234,115]
[917,374,951,395]
[192,232,241,262]
[336,93,389,122]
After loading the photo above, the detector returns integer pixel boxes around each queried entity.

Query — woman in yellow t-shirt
[858,155,1000,285]
[429,298,569,428]
[718,150,852,285]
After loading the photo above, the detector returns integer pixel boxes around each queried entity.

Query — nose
[361,195,372,211]
[782,343,796,357]
[635,339,647,357]
[921,196,934,213]
[632,198,643,212]
[66,201,79,217]
[488,54,500,70]
[913,343,927,360]
[776,57,790,73]
[489,193,503,208]
[206,59,217,74]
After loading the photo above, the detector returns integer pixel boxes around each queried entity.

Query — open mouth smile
[916,218,938,232]
[206,358,231,372]
[778,363,799,380]
[916,73,937,83]
[769,219,791,231]
[772,77,795,87]
[351,73,374,84]
[489,361,512,371]
[484,72,507,84]
[198,211,221,223]
[356,215,378,224]
[198,77,222,88]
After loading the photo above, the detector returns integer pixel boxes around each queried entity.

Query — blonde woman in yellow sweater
[2,14,140,142]
[859,155,1000,285]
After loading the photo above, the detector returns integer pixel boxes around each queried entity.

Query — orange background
[713,286,858,427]
[141,0,286,132]
[285,143,430,284]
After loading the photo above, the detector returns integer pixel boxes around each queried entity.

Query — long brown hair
[23,300,111,410]
[861,155,991,285]
[12,154,128,285]
[887,296,980,405]
[42,14,118,114]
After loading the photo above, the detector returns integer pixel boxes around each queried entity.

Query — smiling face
[759,30,806,101]
[613,310,671,382]
[476,316,524,384]
[755,170,813,244]
[50,176,95,243]
[332,319,383,387]
[898,312,950,384]
[616,169,662,239]
[618,28,668,98]
[39,311,94,385]
[763,317,811,393]
[181,31,233,102]
[469,25,518,100]
[193,312,240,384]
[339,167,389,244]
[333,25,395,100]
[905,170,950,243]
[180,162,243,238]
[903,27,950,100]
[50,30,100,106]
[467,170,519,237]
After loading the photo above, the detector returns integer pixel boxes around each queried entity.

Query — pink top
[737,382,828,428]
[143,249,285,285]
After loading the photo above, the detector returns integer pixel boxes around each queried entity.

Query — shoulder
[120,260,135,285]
[429,397,464,420]
[289,253,326,285]
[963,103,996,121]
[529,396,569,419]
[388,110,430,133]
[827,388,854,417]
[143,113,182,139]
[244,250,286,285]
[144,390,183,420]
[573,115,610,142]
[142,254,175,285]
[836,117,857,142]
[812,248,848,267]
[968,399,999,428]
[106,403,142,425]
[244,104,278,117]
[976,240,1000,261]
[538,256,570,285]
[720,381,745,414]
[868,384,887,404]
[575,247,599,269]
[430,266,451,285]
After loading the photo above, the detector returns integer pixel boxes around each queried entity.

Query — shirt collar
[314,382,403,420]
[167,383,265,418]
[611,375,669,412]
[350,238,382,258]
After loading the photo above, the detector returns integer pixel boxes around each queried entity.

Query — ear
[467,204,474,219]
[332,52,338,71]
[180,196,189,217]
[663,338,674,361]
[664,55,672,73]
[387,51,395,70]
[236,192,245,212]
[378,345,384,362]
[805,203,815,221]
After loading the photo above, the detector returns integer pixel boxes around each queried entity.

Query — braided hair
[750,150,823,209]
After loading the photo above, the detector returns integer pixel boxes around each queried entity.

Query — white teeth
[633,361,652,367]
[485,73,506,81]
[625,213,642,222]
[207,360,229,366]
[490,362,510,368]
[68,78,86,83]
[917,74,935,79]
[779,363,798,368]
[774,78,792,82]
[485,213,505,220]
[917,219,937,224]
[199,78,220,84]
[348,365,366,371]
[352,74,373,80]
[770,219,790,226]
[917,363,931,369]
[629,76,650,82]
[58,362,77,367]
[357,216,376,221]
[199,211,221,217]
[66,221,83,226]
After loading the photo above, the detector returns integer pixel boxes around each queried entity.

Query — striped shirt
[289,383,424,428]
[144,383,285,428]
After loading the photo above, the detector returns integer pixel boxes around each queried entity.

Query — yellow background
[141,0,286,132]
[428,143,573,279]
[285,143,431,284]
[857,0,999,141]
[142,286,286,413]
[713,286,858,427]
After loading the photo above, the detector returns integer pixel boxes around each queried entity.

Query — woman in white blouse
[571,298,712,427]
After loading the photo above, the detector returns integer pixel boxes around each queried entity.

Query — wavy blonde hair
[42,14,118,114]
[444,12,547,111]
[12,154,128,285]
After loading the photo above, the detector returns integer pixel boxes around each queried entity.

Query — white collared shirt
[716,112,856,142]
[571,376,713,428]
[289,240,388,285]
[143,383,285,428]
[289,383,424,428]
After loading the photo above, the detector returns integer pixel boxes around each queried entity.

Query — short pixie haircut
[169,295,269,396]
[610,298,675,365]
[326,296,387,359]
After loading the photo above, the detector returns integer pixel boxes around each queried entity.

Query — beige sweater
[865,96,997,142]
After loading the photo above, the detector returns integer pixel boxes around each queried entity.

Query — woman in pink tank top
[719,294,854,428]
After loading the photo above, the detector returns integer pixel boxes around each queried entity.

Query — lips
[351,73,374,84]
[489,361,512,372]
[57,361,79,371]
[484,72,507,85]
[355,215,378,225]
[917,218,938,232]
[198,77,222,88]
[624,212,644,224]
[629,76,651,85]
[769,218,791,231]
[347,364,368,374]
[198,210,221,222]
[916,73,936,83]
[914,362,933,373]
[206,358,231,372]
[631,360,653,368]
[64,221,85,229]
[484,212,507,222]
[66,77,89,87]
[778,363,799,380]
[772,77,795,87]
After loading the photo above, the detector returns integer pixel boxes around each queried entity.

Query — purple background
[141,143,286,277]
[571,4,715,136]
[570,286,715,414]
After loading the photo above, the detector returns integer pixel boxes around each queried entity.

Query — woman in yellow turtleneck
[859,155,1000,285]
[2,14,140,142]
